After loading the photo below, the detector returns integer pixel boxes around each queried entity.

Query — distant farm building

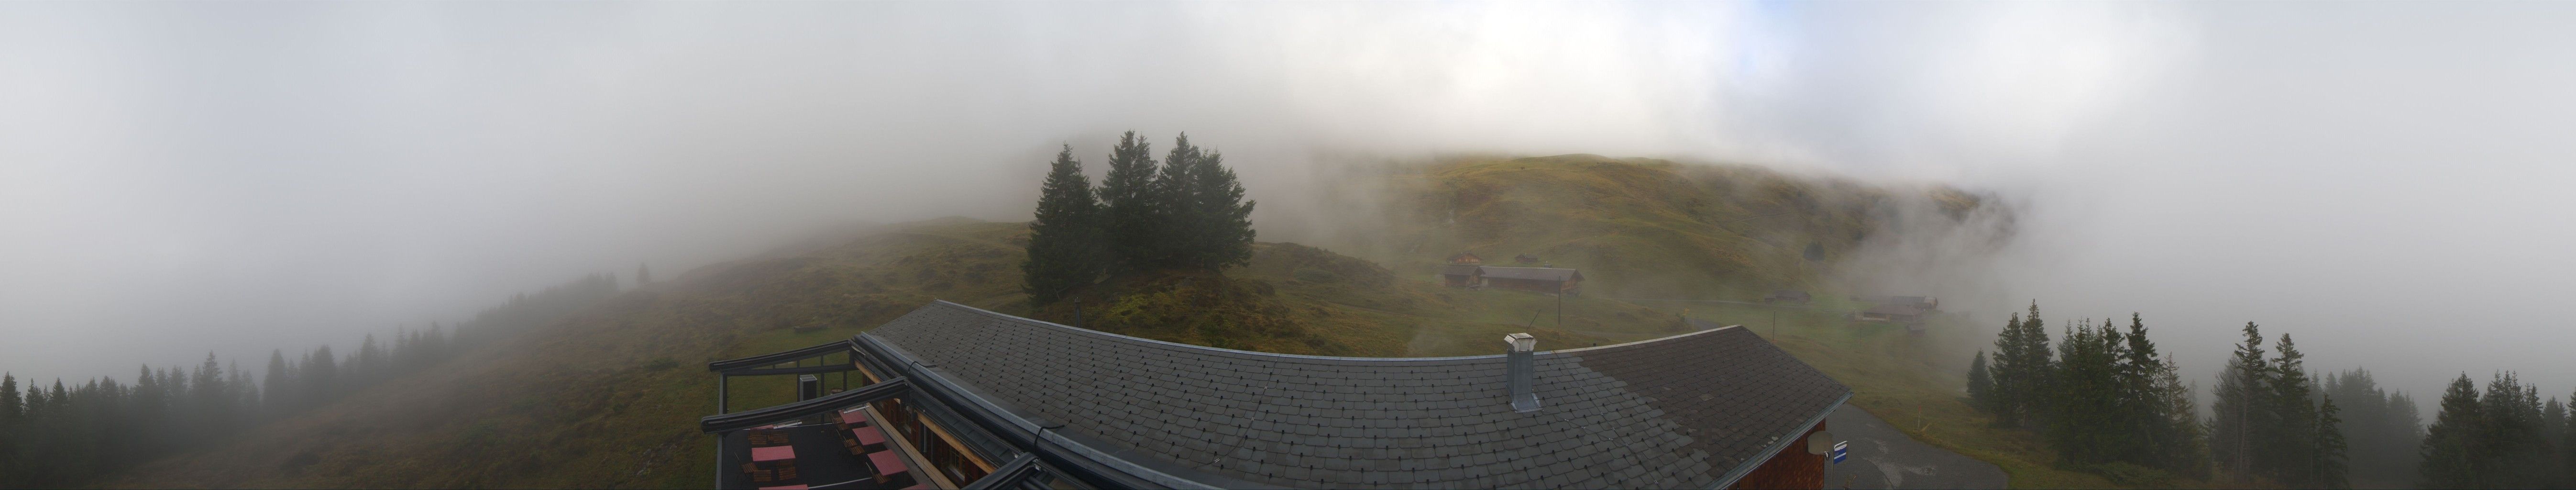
[1762,290,1812,305]
[1514,253,1540,264]
[1479,266,1583,295]
[1440,264,1484,288]
[1446,252,1484,266]
[1854,295,1938,333]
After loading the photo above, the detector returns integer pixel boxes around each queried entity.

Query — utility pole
[1556,288,1565,328]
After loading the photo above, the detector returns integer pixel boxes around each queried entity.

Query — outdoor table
[750,445,796,462]
[867,450,908,479]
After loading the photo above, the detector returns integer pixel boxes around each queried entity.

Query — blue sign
[1830,441,1849,464]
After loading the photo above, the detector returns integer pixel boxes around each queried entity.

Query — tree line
[1970,301,2576,488]
[0,273,620,488]
[1970,304,2210,481]
[1024,132,1257,304]
[2420,370,2574,488]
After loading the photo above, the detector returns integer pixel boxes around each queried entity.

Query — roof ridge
[925,300,1506,362]
[921,300,1746,360]
[1544,323,1742,356]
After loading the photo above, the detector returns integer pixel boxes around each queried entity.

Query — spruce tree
[1099,131,1161,271]
[1982,313,2021,422]
[2315,394,2351,489]
[1182,146,1255,269]
[2421,373,2484,488]
[1984,302,2054,428]
[1966,350,1993,407]
[2153,352,2210,477]
[2269,334,2320,485]
[2543,397,2566,451]
[1,372,16,476]
[637,262,651,285]
[2477,372,2552,488]
[1154,134,1203,267]
[1024,145,1108,304]
[2212,322,2271,482]
[2048,319,2130,465]
[2118,313,2203,474]
[264,350,289,414]
[0,372,17,423]
[2564,388,2576,488]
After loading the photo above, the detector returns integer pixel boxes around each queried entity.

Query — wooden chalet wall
[1729,421,1827,490]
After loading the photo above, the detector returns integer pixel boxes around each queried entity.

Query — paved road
[1822,405,2010,490]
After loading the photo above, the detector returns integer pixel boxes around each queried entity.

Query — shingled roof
[1475,266,1582,282]
[860,301,1850,489]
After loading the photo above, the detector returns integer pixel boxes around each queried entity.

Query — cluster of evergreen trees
[2419,370,2576,488]
[1024,132,1257,303]
[1969,304,2207,478]
[1969,304,2576,489]
[0,273,619,488]
[2320,368,2426,486]
[2207,322,2350,487]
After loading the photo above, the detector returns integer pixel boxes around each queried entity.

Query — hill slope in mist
[113,156,2044,488]
[110,218,1688,488]
[1338,154,2002,301]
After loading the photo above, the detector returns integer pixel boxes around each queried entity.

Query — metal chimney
[1504,333,1541,412]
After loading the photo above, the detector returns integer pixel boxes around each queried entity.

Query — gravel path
[1821,405,2010,490]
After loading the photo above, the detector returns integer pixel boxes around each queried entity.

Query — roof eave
[1706,391,1854,490]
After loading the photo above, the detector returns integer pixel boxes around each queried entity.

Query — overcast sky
[3,2,2570,406]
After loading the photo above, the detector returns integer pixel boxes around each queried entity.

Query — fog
[4,2,2572,408]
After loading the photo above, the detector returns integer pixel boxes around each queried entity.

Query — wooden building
[702,301,1852,490]
[1440,264,1484,288]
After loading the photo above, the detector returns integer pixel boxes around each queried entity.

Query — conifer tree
[1024,145,1108,303]
[1154,134,1203,267]
[2152,352,2210,477]
[0,372,16,471]
[2421,373,2484,488]
[637,262,651,285]
[2213,322,2271,482]
[2477,372,2553,488]
[2315,394,2351,489]
[1181,145,1255,270]
[2324,368,2423,485]
[0,372,17,423]
[2564,388,2576,488]
[1985,302,2053,428]
[264,350,290,414]
[1982,314,2021,421]
[2269,334,2321,484]
[1099,131,1161,272]
[1966,350,1993,407]
[2048,318,2130,465]
[2543,397,2565,449]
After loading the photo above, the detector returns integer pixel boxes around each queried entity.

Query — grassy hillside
[1351,154,1988,301]
[118,156,2112,489]
[110,218,1685,488]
